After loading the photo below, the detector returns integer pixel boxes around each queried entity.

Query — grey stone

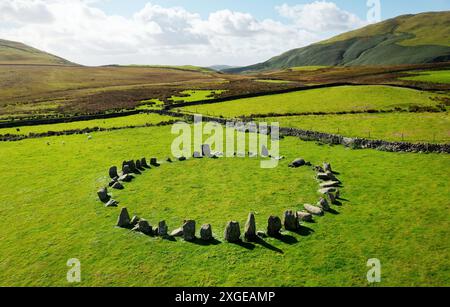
[97,187,110,203]
[318,187,337,194]
[261,145,269,157]
[257,231,267,238]
[193,151,203,158]
[109,166,118,179]
[224,221,241,242]
[289,158,306,168]
[178,156,187,161]
[133,220,152,235]
[267,216,282,237]
[135,159,142,170]
[118,174,134,182]
[323,162,332,172]
[150,158,160,167]
[202,144,212,157]
[130,216,140,227]
[320,181,340,188]
[304,204,324,216]
[283,210,299,231]
[105,199,119,208]
[317,198,330,211]
[166,157,173,163]
[297,211,313,222]
[117,208,131,228]
[126,160,137,173]
[327,192,337,205]
[182,220,196,241]
[141,158,149,168]
[317,172,331,180]
[122,165,131,175]
[244,213,257,241]
[200,224,213,241]
[157,220,168,236]
[170,227,184,237]
[108,179,117,187]
[112,182,124,190]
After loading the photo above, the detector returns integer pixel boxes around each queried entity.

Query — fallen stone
[170,227,184,237]
[224,221,241,242]
[326,171,337,181]
[289,158,306,168]
[200,224,213,241]
[97,187,110,203]
[130,216,140,227]
[267,216,282,237]
[320,181,341,188]
[117,208,131,228]
[133,220,152,235]
[317,197,330,211]
[108,179,118,187]
[118,174,134,182]
[157,220,168,236]
[112,182,124,190]
[317,172,331,180]
[178,156,187,161]
[297,211,313,222]
[105,199,119,208]
[318,187,337,194]
[182,220,196,241]
[248,152,257,158]
[193,151,203,158]
[283,210,299,231]
[304,204,324,216]
[109,166,118,179]
[257,231,267,238]
[244,213,257,241]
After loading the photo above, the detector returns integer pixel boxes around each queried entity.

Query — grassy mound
[401,70,450,84]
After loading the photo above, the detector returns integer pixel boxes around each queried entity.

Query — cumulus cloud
[0,0,367,66]
[276,1,366,32]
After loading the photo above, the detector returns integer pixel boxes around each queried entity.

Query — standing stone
[297,211,313,222]
[244,213,257,241]
[97,187,110,203]
[261,145,269,157]
[327,192,337,205]
[157,220,168,236]
[112,182,124,190]
[317,197,330,211]
[304,204,324,216]
[122,165,131,175]
[135,159,142,170]
[193,151,202,158]
[109,166,118,179]
[141,158,149,168]
[224,221,241,242]
[150,158,160,166]
[202,144,212,157]
[133,220,152,235]
[323,162,332,172]
[167,157,173,163]
[289,158,306,168]
[267,216,282,237]
[178,156,187,162]
[117,208,131,228]
[130,216,140,227]
[182,220,196,241]
[335,189,341,199]
[200,224,213,241]
[283,210,299,231]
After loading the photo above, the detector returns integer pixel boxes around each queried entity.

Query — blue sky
[94,0,450,20]
[1,0,449,66]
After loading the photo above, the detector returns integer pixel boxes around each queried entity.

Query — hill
[226,11,450,73]
[0,39,76,65]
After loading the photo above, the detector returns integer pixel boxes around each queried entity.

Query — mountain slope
[226,11,450,73]
[0,39,76,65]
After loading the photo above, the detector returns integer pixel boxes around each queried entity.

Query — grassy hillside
[0,39,75,66]
[227,11,450,73]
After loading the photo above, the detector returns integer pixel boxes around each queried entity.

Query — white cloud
[276,1,366,32]
[0,1,367,66]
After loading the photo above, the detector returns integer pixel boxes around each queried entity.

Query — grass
[254,79,293,84]
[259,112,450,144]
[181,85,446,117]
[170,90,226,103]
[0,124,449,286]
[401,70,450,84]
[0,113,176,136]
[289,66,328,71]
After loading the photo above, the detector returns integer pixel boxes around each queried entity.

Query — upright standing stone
[150,158,160,167]
[200,224,213,241]
[141,158,149,168]
[122,165,131,175]
[135,159,142,170]
[202,144,211,157]
[317,197,330,211]
[97,187,110,203]
[327,192,337,205]
[109,166,118,179]
[267,216,282,237]
[283,210,299,231]
[323,162,332,173]
[261,145,269,157]
[224,221,241,242]
[117,208,131,228]
[126,160,137,173]
[157,220,168,236]
[244,213,257,241]
[182,220,196,241]
[133,220,152,235]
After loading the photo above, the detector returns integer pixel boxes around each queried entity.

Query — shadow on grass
[231,240,256,250]
[290,226,315,237]
[188,237,222,246]
[327,208,340,215]
[272,233,298,245]
[253,237,284,254]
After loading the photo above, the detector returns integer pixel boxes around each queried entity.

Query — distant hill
[209,65,240,72]
[226,11,450,73]
[0,39,76,65]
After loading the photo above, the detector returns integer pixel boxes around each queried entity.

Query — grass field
[401,70,450,84]
[170,90,226,103]
[0,113,176,136]
[260,112,450,144]
[0,124,448,286]
[181,85,446,117]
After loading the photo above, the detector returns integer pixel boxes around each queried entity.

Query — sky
[0,0,449,66]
